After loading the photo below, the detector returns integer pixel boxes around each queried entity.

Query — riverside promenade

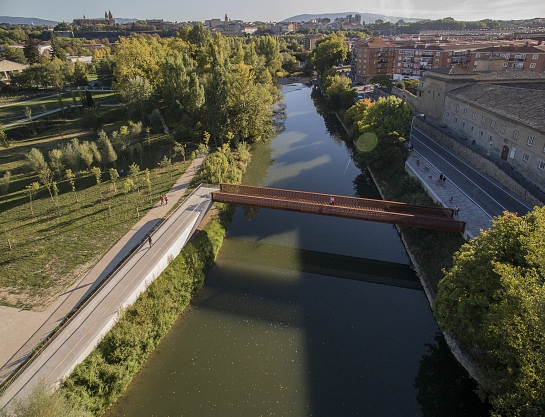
[0,156,207,387]
[407,122,535,240]
[0,181,217,409]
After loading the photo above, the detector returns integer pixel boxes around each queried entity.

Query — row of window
[474,53,540,59]
[522,153,545,171]
[445,111,540,150]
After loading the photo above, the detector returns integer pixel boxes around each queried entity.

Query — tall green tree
[73,60,88,86]
[49,34,67,61]
[312,33,348,74]
[23,37,41,64]
[48,148,64,179]
[434,207,545,416]
[205,57,230,144]
[25,148,47,174]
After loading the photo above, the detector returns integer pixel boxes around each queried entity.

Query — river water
[104,84,488,416]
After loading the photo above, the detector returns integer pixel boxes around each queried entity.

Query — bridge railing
[218,183,455,218]
[212,191,466,233]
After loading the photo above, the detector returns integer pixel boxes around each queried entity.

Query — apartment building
[393,44,464,80]
[303,34,325,51]
[351,38,396,83]
[468,43,545,72]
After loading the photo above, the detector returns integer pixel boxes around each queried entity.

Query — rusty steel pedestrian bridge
[212,183,465,233]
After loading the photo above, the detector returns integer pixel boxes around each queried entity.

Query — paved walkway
[0,184,217,409]
[0,155,205,384]
[406,151,494,239]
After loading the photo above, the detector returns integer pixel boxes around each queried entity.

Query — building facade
[351,38,396,83]
[415,67,545,191]
[468,44,545,72]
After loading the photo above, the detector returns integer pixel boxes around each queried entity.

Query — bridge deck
[212,184,465,233]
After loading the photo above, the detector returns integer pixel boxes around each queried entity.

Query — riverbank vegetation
[61,202,234,415]
[341,88,545,415]
[434,208,545,415]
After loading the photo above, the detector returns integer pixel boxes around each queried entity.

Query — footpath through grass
[0,92,119,125]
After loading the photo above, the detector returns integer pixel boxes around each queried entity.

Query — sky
[1,0,543,23]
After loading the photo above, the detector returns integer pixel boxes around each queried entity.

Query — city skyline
[1,0,543,24]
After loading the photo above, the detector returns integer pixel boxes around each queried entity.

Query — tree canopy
[434,207,545,416]
[312,33,348,74]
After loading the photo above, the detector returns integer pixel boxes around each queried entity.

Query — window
[472,112,476,120]
[523,153,530,162]
[530,63,536,69]
[527,136,534,146]
[481,116,486,124]
[435,59,439,63]
[474,61,478,66]
[476,53,480,58]
[539,161,545,171]
[447,58,451,62]
[533,54,539,60]
[454,117,458,123]
[470,126,474,131]
[436,52,440,56]
[449,101,452,109]
[446,111,450,117]
[503,62,508,67]
[509,148,516,159]
[514,130,519,139]
[456,104,460,111]
[480,130,484,137]
[500,125,506,133]
[463,108,468,115]
[462,121,466,127]
[491,120,496,128]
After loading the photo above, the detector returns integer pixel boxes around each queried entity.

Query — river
[104,84,488,416]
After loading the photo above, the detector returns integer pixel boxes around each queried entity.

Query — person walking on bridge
[148,235,153,248]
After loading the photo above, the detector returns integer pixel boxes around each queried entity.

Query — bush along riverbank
[62,202,235,415]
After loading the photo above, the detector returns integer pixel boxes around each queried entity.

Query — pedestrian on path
[454,205,459,216]
[160,195,164,205]
[148,235,152,247]
[439,173,444,183]
[165,196,168,205]
[449,196,453,202]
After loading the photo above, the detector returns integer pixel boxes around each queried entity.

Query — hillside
[0,16,58,25]
[281,12,420,24]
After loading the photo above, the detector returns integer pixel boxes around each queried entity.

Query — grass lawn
[0,92,119,125]
[0,112,195,310]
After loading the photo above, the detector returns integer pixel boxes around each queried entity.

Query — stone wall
[391,86,419,111]
[415,118,543,207]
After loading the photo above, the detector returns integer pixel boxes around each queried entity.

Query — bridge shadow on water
[190,237,489,417]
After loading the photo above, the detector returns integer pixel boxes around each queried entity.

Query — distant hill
[0,16,58,26]
[281,12,421,24]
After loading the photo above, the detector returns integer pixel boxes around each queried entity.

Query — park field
[0,105,194,310]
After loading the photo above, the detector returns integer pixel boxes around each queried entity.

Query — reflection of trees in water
[242,205,260,220]
[353,171,382,200]
[310,86,346,144]
[272,95,287,135]
[414,333,490,417]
